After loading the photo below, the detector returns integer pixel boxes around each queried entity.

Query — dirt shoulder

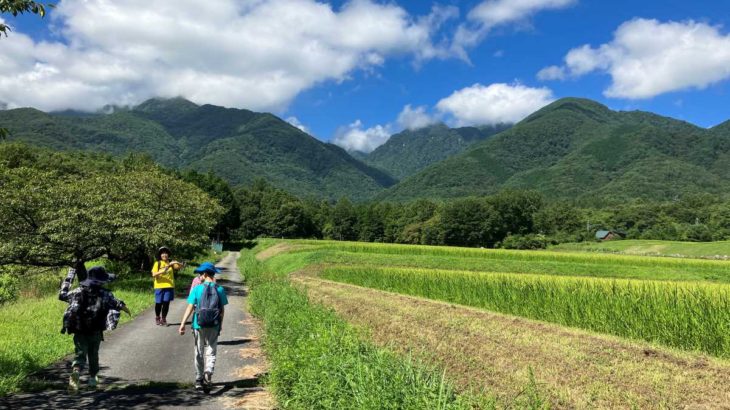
[294,274,730,409]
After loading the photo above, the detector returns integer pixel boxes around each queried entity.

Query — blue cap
[194,262,220,275]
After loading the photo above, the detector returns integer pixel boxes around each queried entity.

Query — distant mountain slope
[0,98,394,200]
[378,98,730,202]
[0,107,181,167]
[363,123,510,179]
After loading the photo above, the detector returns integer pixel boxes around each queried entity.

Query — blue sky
[3,0,730,152]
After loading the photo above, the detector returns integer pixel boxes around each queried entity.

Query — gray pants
[193,327,219,381]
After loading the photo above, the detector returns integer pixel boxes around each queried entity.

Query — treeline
[231,181,730,248]
[3,141,729,273]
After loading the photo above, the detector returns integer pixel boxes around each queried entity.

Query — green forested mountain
[379,98,730,203]
[0,98,394,200]
[362,123,510,179]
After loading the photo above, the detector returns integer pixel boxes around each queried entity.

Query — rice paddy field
[551,239,730,259]
[247,239,730,408]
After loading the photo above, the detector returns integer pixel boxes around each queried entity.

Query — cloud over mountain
[0,0,453,112]
[436,83,554,126]
[332,119,392,153]
[539,18,730,99]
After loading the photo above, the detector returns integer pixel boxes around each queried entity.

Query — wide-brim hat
[156,246,172,259]
[80,266,116,287]
[194,262,220,276]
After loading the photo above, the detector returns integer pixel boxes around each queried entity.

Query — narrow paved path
[2,252,271,410]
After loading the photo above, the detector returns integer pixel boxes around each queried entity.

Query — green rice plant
[310,250,730,283]
[321,265,730,358]
[241,251,491,409]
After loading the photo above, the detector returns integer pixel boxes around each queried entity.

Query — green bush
[0,274,19,305]
[500,234,548,250]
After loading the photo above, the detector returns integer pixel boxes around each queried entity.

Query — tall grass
[321,265,730,358]
[241,251,492,409]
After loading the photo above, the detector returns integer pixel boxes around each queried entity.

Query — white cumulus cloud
[452,0,577,58]
[0,0,453,112]
[435,83,554,126]
[332,120,392,153]
[539,18,730,99]
[397,104,438,130]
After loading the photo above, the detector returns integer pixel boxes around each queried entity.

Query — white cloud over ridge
[397,104,438,130]
[539,18,730,99]
[0,0,454,112]
[286,117,309,134]
[332,119,391,153]
[436,83,554,126]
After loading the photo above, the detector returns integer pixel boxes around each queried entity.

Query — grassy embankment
[0,251,222,396]
[551,239,730,259]
[240,247,538,409]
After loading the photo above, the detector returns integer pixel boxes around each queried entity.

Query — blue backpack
[196,283,221,327]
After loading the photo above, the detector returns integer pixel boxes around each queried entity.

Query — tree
[0,1,51,37]
[180,170,241,241]
[440,198,499,247]
[328,197,358,241]
[0,144,223,268]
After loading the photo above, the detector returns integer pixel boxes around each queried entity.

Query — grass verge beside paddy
[0,250,223,396]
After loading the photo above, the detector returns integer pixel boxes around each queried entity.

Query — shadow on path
[1,379,264,410]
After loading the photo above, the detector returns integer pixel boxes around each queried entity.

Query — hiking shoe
[88,375,100,388]
[69,369,80,390]
[160,317,168,326]
[155,317,161,326]
[194,380,204,391]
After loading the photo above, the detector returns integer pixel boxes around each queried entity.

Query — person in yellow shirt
[151,246,181,326]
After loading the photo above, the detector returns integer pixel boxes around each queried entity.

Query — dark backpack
[196,283,221,327]
[62,287,108,334]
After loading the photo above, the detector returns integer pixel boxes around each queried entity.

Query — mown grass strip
[320,265,730,358]
[241,250,493,409]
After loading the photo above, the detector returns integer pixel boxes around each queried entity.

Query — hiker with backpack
[151,246,182,326]
[59,262,130,390]
[178,262,228,391]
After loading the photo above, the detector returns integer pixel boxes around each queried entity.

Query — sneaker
[155,317,161,326]
[69,368,80,390]
[194,380,204,391]
[88,375,100,388]
[203,371,212,386]
[160,317,168,327]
